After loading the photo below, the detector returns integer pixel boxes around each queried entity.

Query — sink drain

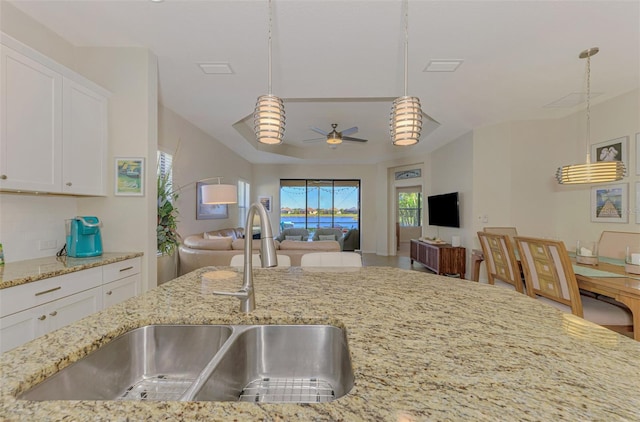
[239,377,336,403]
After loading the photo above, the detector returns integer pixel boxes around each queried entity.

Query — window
[237,180,250,227]
[397,187,421,227]
[280,179,360,235]
[157,150,173,182]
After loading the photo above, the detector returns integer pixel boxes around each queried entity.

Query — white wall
[158,105,253,239]
[252,164,378,253]
[427,131,474,278]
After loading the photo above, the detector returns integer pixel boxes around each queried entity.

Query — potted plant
[157,163,180,283]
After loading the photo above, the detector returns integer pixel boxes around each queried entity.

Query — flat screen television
[427,192,460,228]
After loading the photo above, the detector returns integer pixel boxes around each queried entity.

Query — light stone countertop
[0,252,144,289]
[1,266,640,421]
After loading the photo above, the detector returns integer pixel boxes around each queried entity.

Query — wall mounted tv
[427,192,460,228]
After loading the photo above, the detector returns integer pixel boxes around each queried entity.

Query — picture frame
[591,136,628,170]
[636,132,640,176]
[115,157,144,196]
[258,195,272,213]
[591,183,628,223]
[196,181,228,220]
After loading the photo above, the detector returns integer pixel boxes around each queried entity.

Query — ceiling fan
[303,124,368,146]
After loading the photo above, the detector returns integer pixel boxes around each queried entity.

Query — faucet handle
[212,289,249,298]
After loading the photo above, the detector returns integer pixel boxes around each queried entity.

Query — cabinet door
[0,305,48,353]
[62,78,107,195]
[46,287,103,333]
[0,45,62,192]
[103,274,141,309]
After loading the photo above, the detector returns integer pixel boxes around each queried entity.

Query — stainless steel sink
[189,325,354,403]
[19,325,232,401]
[19,324,354,403]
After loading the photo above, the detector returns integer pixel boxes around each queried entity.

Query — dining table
[471,248,640,341]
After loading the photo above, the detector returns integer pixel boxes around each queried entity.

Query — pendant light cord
[268,0,273,96]
[403,0,409,97]
[585,52,591,163]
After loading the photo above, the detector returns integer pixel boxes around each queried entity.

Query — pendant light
[390,0,423,146]
[254,0,285,145]
[555,47,626,184]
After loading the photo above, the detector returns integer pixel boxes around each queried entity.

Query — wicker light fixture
[556,47,626,184]
[254,0,285,145]
[390,0,422,146]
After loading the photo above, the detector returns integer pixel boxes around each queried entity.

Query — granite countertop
[2,266,640,421]
[0,252,144,289]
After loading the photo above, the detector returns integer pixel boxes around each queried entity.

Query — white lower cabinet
[0,257,141,353]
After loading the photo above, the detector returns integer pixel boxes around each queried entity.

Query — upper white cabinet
[0,44,63,192]
[0,35,109,196]
[62,78,108,195]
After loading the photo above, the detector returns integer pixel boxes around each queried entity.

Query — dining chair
[477,231,524,293]
[514,236,632,335]
[300,252,363,267]
[484,226,518,252]
[229,254,291,268]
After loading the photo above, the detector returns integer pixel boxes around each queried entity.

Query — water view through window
[280,180,360,235]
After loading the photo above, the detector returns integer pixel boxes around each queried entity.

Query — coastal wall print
[258,195,273,213]
[592,136,628,169]
[196,181,228,220]
[591,183,628,223]
[115,157,144,196]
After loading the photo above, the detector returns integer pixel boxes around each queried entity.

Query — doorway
[396,186,422,257]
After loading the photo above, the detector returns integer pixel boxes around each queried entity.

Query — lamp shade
[254,94,285,145]
[201,183,237,204]
[555,161,626,184]
[390,96,423,146]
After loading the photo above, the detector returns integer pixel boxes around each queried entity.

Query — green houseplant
[157,168,180,256]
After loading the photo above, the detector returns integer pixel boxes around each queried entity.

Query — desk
[471,250,640,341]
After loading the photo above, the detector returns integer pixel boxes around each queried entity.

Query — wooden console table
[410,239,466,279]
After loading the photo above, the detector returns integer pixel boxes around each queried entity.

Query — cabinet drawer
[0,267,102,318]
[103,274,140,309]
[102,258,141,283]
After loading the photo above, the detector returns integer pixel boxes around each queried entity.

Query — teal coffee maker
[66,216,103,258]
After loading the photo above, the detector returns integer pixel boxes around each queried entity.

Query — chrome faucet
[212,202,277,313]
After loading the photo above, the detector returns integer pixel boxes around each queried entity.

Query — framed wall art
[591,183,628,223]
[115,157,144,196]
[196,181,228,220]
[258,195,273,213]
[591,136,628,170]
[636,182,640,224]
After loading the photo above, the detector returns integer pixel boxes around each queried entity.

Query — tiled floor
[361,242,428,273]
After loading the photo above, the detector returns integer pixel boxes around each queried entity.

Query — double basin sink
[19,324,354,403]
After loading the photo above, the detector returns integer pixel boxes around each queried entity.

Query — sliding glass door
[280,179,360,235]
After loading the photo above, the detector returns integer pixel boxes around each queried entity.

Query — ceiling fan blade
[302,137,327,143]
[310,126,329,136]
[341,126,358,136]
[342,136,368,143]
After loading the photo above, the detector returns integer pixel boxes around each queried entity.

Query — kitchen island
[1,266,639,421]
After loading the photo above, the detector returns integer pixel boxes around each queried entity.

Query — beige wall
[158,105,253,239]
[253,164,378,253]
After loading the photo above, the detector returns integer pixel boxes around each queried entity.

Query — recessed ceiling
[6,0,639,165]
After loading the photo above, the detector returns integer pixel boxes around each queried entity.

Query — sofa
[312,228,345,250]
[178,227,341,275]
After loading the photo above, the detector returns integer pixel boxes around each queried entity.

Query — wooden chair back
[477,231,524,293]
[483,227,518,238]
[514,236,583,316]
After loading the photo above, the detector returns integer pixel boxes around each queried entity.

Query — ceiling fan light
[254,94,285,145]
[390,96,423,146]
[327,133,342,145]
[555,160,626,184]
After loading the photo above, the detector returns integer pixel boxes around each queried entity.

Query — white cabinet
[0,36,109,196]
[0,257,141,353]
[102,257,141,308]
[62,78,108,195]
[0,44,62,192]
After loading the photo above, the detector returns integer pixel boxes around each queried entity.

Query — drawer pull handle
[106,291,113,295]
[35,286,62,296]
[38,315,46,321]
[119,266,134,272]
[49,311,57,316]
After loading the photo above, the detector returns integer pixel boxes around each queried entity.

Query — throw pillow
[285,235,303,241]
[318,234,336,241]
[204,233,233,240]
